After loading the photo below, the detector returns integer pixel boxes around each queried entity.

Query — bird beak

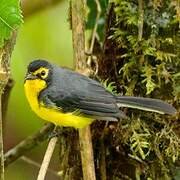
[25,73,38,81]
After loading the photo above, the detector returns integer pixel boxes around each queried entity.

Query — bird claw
[48,127,62,139]
[48,127,73,140]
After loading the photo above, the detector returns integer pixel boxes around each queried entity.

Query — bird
[24,59,176,129]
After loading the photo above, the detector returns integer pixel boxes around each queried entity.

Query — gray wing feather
[39,66,126,120]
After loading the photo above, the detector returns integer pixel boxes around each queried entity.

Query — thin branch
[151,1,156,48]
[0,31,17,180]
[1,43,16,176]
[87,0,101,67]
[4,123,54,167]
[138,0,144,41]
[37,136,58,180]
[2,78,14,122]
[79,127,96,180]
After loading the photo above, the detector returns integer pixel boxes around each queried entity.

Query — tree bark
[0,32,17,180]
[71,0,96,179]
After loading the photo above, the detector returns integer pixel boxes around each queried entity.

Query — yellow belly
[35,106,93,128]
[24,80,93,128]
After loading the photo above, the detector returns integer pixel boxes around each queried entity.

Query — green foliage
[141,65,156,94]
[173,72,180,101]
[101,0,180,178]
[130,118,151,160]
[101,79,118,95]
[0,0,23,47]
[157,125,180,163]
[86,0,109,41]
[110,0,179,99]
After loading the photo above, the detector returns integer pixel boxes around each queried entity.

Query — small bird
[24,59,176,128]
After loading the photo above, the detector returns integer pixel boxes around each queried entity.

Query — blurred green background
[5,1,73,179]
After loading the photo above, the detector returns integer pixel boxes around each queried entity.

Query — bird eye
[40,70,46,76]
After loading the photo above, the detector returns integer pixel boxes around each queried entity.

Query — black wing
[39,68,126,121]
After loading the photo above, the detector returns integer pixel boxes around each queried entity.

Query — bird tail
[116,96,176,115]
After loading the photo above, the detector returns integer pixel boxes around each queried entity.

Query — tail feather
[116,96,176,115]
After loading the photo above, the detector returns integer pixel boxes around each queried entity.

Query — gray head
[25,59,53,85]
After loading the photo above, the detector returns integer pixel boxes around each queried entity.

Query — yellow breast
[24,79,93,128]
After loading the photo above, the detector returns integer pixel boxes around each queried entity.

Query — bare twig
[1,47,15,177]
[79,127,96,180]
[138,0,144,41]
[87,0,101,69]
[0,32,17,180]
[37,136,58,180]
[71,0,96,179]
[2,78,14,122]
[4,123,54,167]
